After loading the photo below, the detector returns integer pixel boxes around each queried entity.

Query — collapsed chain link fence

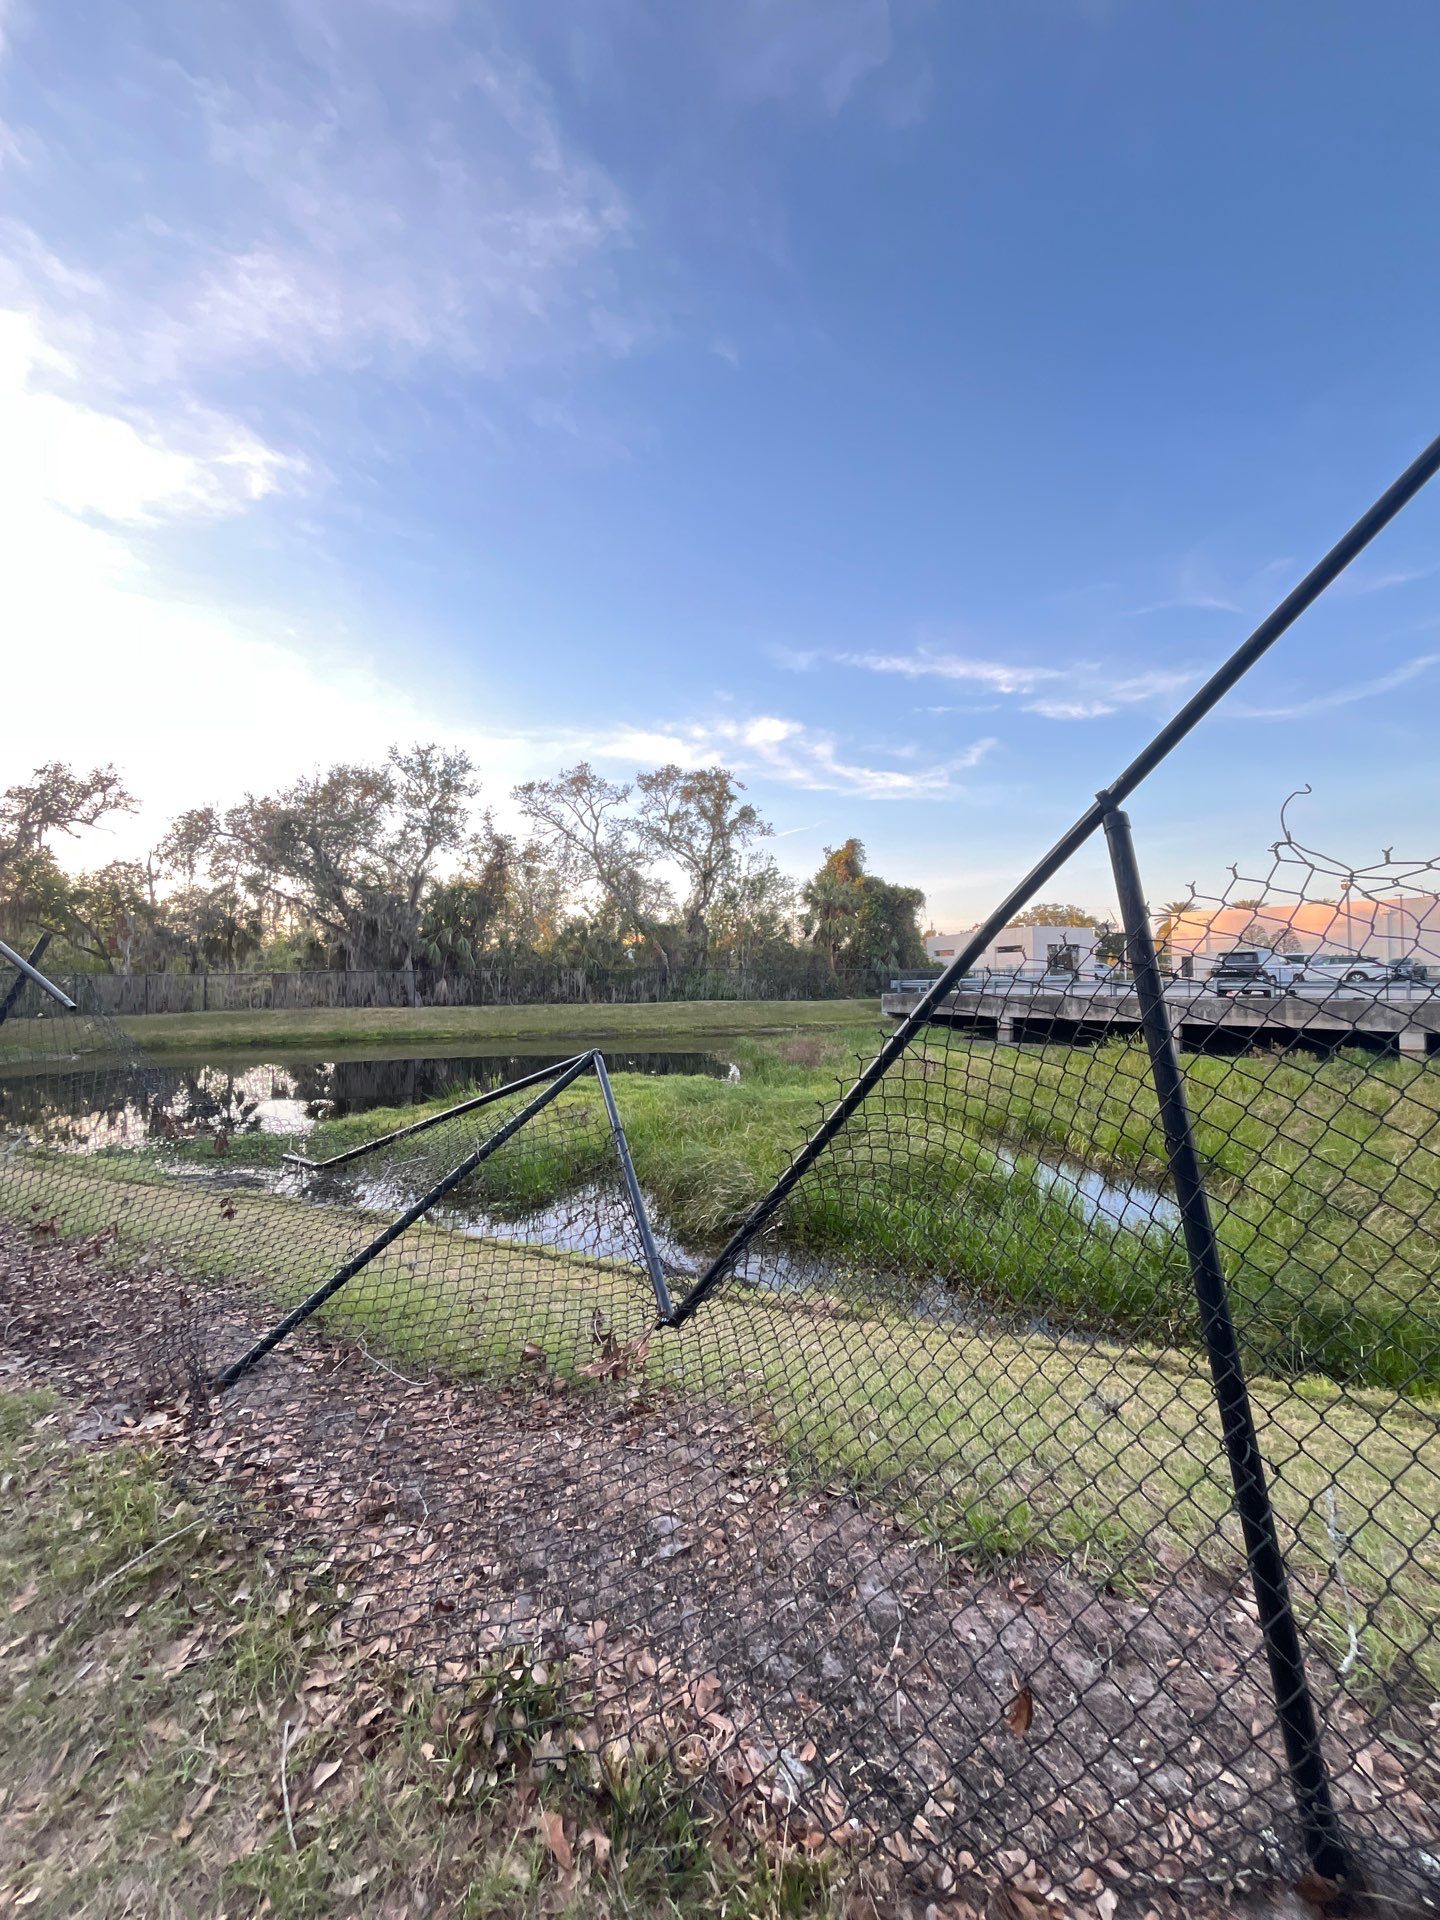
[3,437,1440,1911]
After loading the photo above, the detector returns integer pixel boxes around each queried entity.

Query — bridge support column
[1398,1027,1429,1057]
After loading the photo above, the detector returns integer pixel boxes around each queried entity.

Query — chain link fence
[3,825,1438,1908]
[3,439,1440,1911]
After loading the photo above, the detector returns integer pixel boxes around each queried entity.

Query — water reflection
[0,1049,727,1154]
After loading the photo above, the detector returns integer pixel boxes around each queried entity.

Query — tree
[802,839,926,981]
[635,765,768,962]
[155,808,264,970]
[1237,916,1302,953]
[170,745,480,996]
[848,874,927,976]
[1007,902,1103,928]
[0,762,139,968]
[162,880,265,972]
[496,838,571,953]
[418,820,513,971]
[708,854,799,976]
[0,762,135,867]
[1093,926,1126,965]
[78,860,175,975]
[513,763,676,968]
[802,841,865,974]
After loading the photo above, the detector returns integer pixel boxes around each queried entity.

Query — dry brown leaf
[537,1808,573,1870]
[986,1890,1040,1920]
[1003,1684,1034,1736]
[307,1757,343,1797]
[580,1826,611,1865]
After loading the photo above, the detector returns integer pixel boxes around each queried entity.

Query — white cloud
[590,713,998,800]
[840,649,1063,696]
[1,4,647,404]
[1025,698,1117,720]
[0,307,394,862]
[0,305,991,872]
[1333,563,1440,598]
[1230,653,1440,721]
[0,310,294,524]
[168,40,640,381]
[1122,555,1244,619]
[838,647,1199,719]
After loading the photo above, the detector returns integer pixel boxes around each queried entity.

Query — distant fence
[11,957,876,1019]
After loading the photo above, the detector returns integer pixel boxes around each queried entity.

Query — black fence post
[667,433,1440,1330]
[1102,801,1352,1887]
[280,1053,591,1174]
[592,1052,674,1323]
[0,934,52,1029]
[214,1051,597,1391]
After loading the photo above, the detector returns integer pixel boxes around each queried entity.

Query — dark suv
[1208,948,1303,997]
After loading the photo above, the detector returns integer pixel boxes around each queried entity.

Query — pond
[0,1046,732,1153]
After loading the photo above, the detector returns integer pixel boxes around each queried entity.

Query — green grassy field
[1,996,881,1059]
[174,1022,1440,1396]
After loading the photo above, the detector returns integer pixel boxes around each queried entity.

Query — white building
[1165,893,1440,970]
[924,923,1101,975]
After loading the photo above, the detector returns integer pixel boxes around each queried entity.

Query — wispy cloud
[581,714,998,800]
[839,649,1063,696]
[1231,653,1440,721]
[1122,554,1244,619]
[1333,563,1440,598]
[836,648,1199,719]
[173,31,641,381]
[0,309,297,522]
[699,0,912,117]
[1,2,649,411]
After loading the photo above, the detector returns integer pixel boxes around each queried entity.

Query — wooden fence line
[5,961,874,1019]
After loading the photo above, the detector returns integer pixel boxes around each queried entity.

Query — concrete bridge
[879,981,1440,1056]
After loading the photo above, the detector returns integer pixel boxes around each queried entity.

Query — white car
[1300,953,1403,987]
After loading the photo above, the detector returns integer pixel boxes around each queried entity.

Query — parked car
[1302,953,1424,987]
[1208,948,1308,997]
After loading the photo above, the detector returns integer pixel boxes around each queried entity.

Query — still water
[0,1047,730,1151]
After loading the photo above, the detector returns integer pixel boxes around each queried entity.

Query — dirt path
[1,1221,1435,1919]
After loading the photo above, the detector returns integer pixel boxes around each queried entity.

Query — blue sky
[3,0,1438,926]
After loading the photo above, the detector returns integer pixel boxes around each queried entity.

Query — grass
[0,996,882,1060]
[171,1023,1440,1396]
[3,1153,1437,1698]
[0,1387,857,1918]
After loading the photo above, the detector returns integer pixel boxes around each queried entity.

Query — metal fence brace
[216,1050,673,1386]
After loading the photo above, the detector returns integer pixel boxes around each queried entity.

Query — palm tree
[801,868,858,976]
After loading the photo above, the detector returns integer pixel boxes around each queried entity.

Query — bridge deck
[879,984,1439,1054]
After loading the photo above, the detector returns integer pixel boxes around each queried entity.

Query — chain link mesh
[2,825,1438,1910]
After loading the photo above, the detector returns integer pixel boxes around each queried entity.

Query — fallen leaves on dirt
[2,1220,1437,1920]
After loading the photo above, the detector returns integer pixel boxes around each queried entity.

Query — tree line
[0,750,930,990]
